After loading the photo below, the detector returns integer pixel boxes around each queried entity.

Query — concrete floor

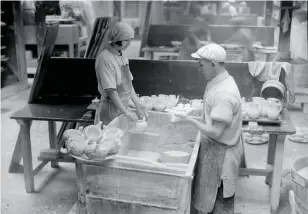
[1,86,308,214]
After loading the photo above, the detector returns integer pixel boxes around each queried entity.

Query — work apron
[192,135,228,213]
[94,64,132,125]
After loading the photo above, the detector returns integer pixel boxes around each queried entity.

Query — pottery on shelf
[247,102,261,120]
[145,101,154,110]
[154,102,166,112]
[267,102,282,120]
[260,100,270,118]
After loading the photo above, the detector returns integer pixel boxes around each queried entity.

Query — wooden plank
[9,120,33,174]
[186,131,200,177]
[28,23,59,104]
[8,130,23,173]
[270,134,286,213]
[75,162,87,214]
[12,1,27,84]
[17,119,35,193]
[35,4,46,55]
[33,160,49,176]
[48,121,59,168]
[139,1,152,57]
[86,195,178,214]
[83,164,185,208]
[239,168,272,176]
[38,154,75,163]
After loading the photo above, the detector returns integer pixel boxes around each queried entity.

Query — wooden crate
[75,112,201,214]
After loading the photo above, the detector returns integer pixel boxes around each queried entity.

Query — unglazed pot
[134,118,147,132]
[154,102,166,112]
[267,102,282,120]
[247,102,261,119]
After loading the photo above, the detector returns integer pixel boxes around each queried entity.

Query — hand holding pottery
[134,118,147,132]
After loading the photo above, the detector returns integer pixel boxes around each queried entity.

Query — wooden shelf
[1,46,6,50]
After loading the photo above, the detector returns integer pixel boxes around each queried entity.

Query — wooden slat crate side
[84,164,189,208]
[86,196,178,214]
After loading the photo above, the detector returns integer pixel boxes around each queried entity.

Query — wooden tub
[75,111,201,214]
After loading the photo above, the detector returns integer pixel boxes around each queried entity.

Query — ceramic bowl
[171,41,182,47]
[157,143,193,164]
[103,127,123,139]
[261,80,285,100]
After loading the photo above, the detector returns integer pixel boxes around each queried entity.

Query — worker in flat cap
[94,22,147,125]
[174,44,244,214]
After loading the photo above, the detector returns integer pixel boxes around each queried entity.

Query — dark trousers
[190,182,235,214]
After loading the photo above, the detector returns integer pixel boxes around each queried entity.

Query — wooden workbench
[242,108,295,213]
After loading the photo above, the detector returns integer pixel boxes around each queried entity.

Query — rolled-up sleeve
[96,57,117,90]
[209,93,238,125]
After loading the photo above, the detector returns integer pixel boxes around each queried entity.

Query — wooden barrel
[291,155,308,214]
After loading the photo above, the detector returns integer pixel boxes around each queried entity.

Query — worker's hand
[136,103,148,120]
[174,112,189,120]
[124,111,138,122]
[186,108,202,117]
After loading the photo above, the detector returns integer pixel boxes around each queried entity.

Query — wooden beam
[139,1,152,57]
[12,1,28,84]
[28,23,59,103]
[35,4,46,55]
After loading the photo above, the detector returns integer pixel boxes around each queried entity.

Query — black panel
[30,58,268,105]
[31,57,99,105]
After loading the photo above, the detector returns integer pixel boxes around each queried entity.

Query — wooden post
[139,1,152,57]
[35,4,46,56]
[113,1,122,22]
[12,1,28,84]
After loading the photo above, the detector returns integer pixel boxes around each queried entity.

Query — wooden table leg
[265,134,277,186]
[76,161,87,214]
[18,119,35,193]
[48,121,59,168]
[270,134,286,214]
[9,121,33,173]
[76,43,80,57]
[69,44,74,58]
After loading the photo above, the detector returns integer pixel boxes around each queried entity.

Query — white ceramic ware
[134,119,147,132]
[267,102,282,120]
[247,102,261,119]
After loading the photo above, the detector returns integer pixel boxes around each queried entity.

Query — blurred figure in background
[220,1,238,17]
[178,17,211,60]
[225,16,256,62]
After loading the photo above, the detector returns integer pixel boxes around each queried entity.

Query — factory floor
[2,41,308,214]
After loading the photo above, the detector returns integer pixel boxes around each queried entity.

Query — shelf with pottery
[242,97,283,145]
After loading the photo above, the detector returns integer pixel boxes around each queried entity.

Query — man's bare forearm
[186,117,222,140]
